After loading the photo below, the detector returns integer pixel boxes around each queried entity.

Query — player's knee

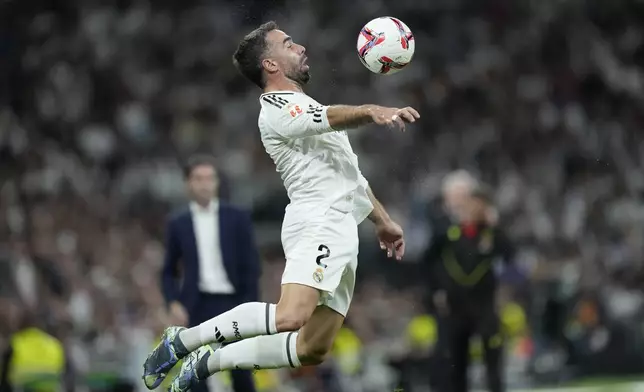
[275,301,317,332]
[274,308,308,332]
[274,284,320,332]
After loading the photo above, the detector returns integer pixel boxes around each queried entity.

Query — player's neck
[264,78,304,94]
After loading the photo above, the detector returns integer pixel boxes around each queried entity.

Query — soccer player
[142,21,420,392]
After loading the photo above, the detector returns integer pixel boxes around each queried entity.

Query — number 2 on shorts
[316,244,330,268]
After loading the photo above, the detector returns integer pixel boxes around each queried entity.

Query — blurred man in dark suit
[423,171,514,392]
[161,155,260,392]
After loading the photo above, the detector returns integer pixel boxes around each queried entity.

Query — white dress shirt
[258,91,374,224]
[190,200,235,294]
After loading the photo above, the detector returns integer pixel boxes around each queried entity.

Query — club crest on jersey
[287,104,303,117]
[312,267,324,283]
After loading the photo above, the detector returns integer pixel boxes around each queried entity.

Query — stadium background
[1,0,644,391]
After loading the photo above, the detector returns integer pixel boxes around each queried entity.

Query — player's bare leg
[143,283,319,389]
[168,304,344,392]
[165,284,345,392]
[294,302,345,365]
[275,282,322,335]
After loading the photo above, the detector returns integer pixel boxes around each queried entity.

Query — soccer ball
[356,16,415,75]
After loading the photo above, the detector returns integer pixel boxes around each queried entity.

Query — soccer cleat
[168,345,215,392]
[143,326,188,389]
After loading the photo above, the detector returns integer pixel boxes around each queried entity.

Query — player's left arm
[366,185,391,225]
[365,185,406,260]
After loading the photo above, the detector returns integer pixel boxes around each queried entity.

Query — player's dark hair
[233,21,279,88]
[182,154,217,179]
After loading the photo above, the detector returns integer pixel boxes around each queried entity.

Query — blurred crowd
[1,0,644,390]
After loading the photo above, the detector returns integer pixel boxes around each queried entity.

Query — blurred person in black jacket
[423,172,514,392]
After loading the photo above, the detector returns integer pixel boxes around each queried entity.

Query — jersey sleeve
[261,94,335,139]
[358,172,369,190]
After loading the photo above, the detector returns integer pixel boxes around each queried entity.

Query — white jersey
[258,91,373,224]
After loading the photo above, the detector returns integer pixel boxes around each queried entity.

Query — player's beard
[286,64,310,86]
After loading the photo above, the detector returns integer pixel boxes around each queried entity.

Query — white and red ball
[356,16,415,75]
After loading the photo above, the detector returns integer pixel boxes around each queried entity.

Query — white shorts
[280,207,359,317]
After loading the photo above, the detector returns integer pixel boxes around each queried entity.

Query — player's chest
[298,131,351,153]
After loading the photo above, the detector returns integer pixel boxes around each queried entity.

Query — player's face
[187,164,218,203]
[265,29,310,84]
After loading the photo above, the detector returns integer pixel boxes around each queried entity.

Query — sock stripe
[286,332,295,368]
[265,304,271,335]
[214,327,226,343]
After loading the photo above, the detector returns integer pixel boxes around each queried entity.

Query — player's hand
[168,301,189,326]
[375,219,405,261]
[368,105,420,132]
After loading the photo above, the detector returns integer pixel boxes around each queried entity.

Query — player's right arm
[328,105,420,131]
[262,94,419,139]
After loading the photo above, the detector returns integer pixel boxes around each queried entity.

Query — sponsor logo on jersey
[288,104,303,117]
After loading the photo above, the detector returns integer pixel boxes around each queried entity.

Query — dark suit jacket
[161,203,261,313]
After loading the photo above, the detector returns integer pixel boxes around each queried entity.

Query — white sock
[179,302,277,351]
[206,332,301,374]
